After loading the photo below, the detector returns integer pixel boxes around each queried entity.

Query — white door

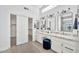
[17,15,28,45]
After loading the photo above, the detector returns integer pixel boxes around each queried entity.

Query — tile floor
[1,41,55,53]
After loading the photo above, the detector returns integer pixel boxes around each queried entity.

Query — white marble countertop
[38,30,79,42]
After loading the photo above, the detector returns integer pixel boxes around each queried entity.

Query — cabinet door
[51,37,62,53]
[36,32,43,44]
[63,43,76,53]
[38,33,43,43]
[62,40,76,53]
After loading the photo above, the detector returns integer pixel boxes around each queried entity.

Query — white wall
[0,6,10,51]
[0,5,39,52]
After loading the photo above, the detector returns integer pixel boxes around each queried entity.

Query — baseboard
[35,40,42,44]
[0,47,10,53]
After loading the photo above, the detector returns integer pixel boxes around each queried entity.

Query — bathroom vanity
[34,5,79,53]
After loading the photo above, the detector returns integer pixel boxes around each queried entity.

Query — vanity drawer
[63,43,76,53]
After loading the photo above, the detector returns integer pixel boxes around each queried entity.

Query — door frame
[10,13,17,47]
[28,17,33,42]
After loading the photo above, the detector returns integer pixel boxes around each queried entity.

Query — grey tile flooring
[1,41,55,53]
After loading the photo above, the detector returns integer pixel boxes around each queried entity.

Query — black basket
[43,38,51,50]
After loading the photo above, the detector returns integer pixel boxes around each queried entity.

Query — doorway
[10,14,17,47]
[28,17,33,42]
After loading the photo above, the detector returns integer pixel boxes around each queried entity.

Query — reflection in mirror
[61,12,73,32]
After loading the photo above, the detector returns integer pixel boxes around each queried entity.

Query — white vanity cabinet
[51,36,63,53]
[62,39,76,53]
[36,30,79,53]
[37,31,46,44]
[50,33,79,53]
[36,31,42,43]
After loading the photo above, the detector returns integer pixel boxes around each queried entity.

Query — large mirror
[49,14,56,32]
[40,17,46,30]
[34,20,40,29]
[61,11,73,32]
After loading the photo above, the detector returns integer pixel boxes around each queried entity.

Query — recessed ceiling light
[42,5,57,13]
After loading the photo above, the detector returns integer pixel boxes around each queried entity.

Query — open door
[16,16,28,45]
[28,17,33,42]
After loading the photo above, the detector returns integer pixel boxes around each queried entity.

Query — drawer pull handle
[65,47,73,51]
